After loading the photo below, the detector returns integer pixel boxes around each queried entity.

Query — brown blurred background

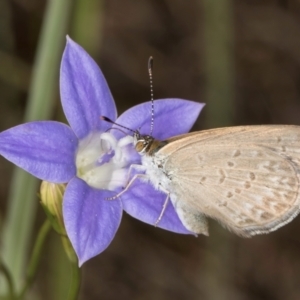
[1,0,300,299]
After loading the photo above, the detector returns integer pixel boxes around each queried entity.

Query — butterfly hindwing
[158,125,300,236]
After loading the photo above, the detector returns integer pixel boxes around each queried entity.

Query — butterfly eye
[135,141,146,153]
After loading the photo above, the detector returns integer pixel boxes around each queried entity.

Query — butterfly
[133,125,300,237]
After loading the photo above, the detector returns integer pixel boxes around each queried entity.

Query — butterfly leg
[105,174,148,200]
[154,191,170,226]
[124,164,146,187]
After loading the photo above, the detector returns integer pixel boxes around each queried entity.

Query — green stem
[0,259,16,299]
[67,260,81,300]
[202,0,235,128]
[17,220,52,300]
[1,0,73,293]
[201,0,235,299]
[72,0,104,57]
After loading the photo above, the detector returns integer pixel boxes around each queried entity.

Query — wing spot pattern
[227,192,233,198]
[244,181,251,189]
[200,176,206,183]
[235,188,241,194]
[249,172,256,181]
[253,150,264,157]
[263,161,282,172]
[219,169,226,184]
[227,161,234,167]
[237,216,256,226]
[196,154,204,162]
[260,211,274,221]
[233,150,241,157]
[273,203,289,214]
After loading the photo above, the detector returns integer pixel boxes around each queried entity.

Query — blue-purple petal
[63,177,122,266]
[60,37,117,139]
[0,121,77,182]
[121,179,192,234]
[115,99,205,140]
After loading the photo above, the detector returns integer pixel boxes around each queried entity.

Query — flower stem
[67,260,81,300]
[201,0,235,299]
[1,0,73,293]
[0,259,16,299]
[202,0,235,128]
[17,220,52,300]
[71,0,104,57]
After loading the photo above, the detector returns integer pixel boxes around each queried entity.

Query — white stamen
[76,132,134,190]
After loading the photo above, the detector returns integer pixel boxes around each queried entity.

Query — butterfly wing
[160,125,300,237]
[172,199,209,236]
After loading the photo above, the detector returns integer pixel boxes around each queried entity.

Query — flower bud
[40,181,78,263]
[40,181,66,235]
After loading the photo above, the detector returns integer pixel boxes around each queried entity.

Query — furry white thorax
[140,153,172,193]
[133,133,172,192]
[76,132,134,190]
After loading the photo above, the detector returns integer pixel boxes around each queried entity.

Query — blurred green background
[1,0,300,299]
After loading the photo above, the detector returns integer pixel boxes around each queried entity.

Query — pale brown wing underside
[160,125,300,237]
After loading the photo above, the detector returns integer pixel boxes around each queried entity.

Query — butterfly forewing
[158,125,300,236]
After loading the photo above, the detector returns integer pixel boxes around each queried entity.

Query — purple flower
[0,37,204,265]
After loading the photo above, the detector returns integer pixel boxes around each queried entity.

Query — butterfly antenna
[148,56,154,136]
[100,116,135,134]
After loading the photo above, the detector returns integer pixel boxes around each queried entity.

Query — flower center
[76,132,134,190]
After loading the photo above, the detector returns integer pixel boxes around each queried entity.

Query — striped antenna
[100,116,135,133]
[148,56,154,135]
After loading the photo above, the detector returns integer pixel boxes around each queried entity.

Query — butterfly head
[133,131,155,155]
[133,131,167,156]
